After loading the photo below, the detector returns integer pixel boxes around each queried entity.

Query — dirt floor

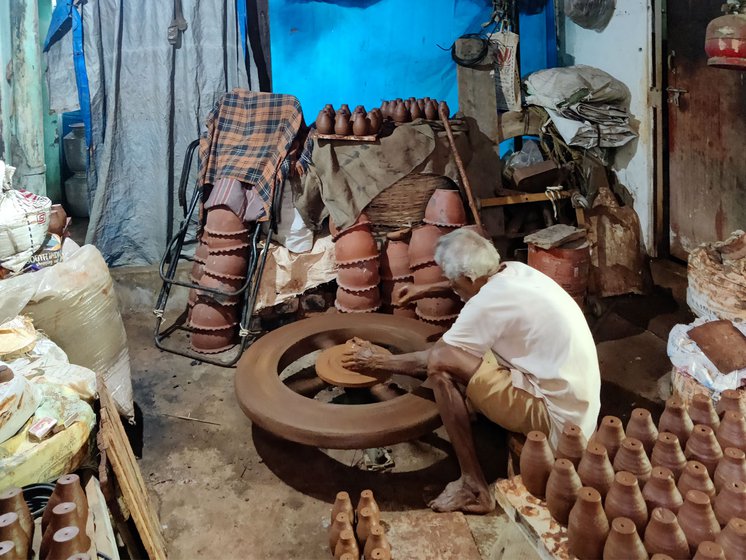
[122,260,690,559]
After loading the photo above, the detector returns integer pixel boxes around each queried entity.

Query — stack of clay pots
[1,474,92,559]
[516,389,746,560]
[379,98,449,122]
[332,213,382,313]
[187,205,248,353]
[316,104,383,137]
[380,238,416,318]
[328,490,391,560]
[408,188,467,330]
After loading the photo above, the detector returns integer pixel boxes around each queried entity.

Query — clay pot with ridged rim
[416,297,462,321]
[204,230,250,252]
[335,287,381,313]
[626,408,659,456]
[567,487,610,560]
[716,389,745,417]
[578,442,616,498]
[690,394,721,431]
[605,471,649,534]
[604,516,648,560]
[614,437,653,486]
[714,447,746,491]
[380,240,411,280]
[190,300,238,331]
[714,480,746,526]
[364,524,390,559]
[0,488,32,542]
[644,506,690,559]
[424,189,467,227]
[643,467,683,514]
[381,279,411,307]
[556,422,587,469]
[686,424,724,477]
[331,491,354,524]
[0,513,27,560]
[40,502,79,559]
[198,271,244,305]
[519,431,554,499]
[42,475,88,534]
[693,540,725,559]
[408,224,451,269]
[678,489,721,554]
[204,248,249,279]
[334,229,379,266]
[591,416,626,463]
[205,205,245,234]
[190,327,236,354]
[546,458,582,525]
[717,410,746,452]
[717,517,746,559]
[660,396,694,447]
[651,432,688,480]
[337,260,381,292]
[412,263,446,285]
[678,460,716,499]
[329,213,372,240]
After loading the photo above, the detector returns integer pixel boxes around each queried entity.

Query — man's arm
[395,281,453,306]
[427,339,482,386]
[340,338,431,379]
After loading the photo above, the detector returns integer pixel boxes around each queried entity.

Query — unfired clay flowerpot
[335,112,352,136]
[415,297,462,322]
[677,489,721,554]
[331,491,355,524]
[189,300,238,331]
[356,506,379,547]
[626,408,659,456]
[204,248,249,279]
[40,502,79,559]
[205,205,245,234]
[393,102,410,123]
[424,189,467,227]
[519,431,554,499]
[714,447,746,492]
[713,480,746,526]
[0,488,32,542]
[337,260,381,292]
[642,467,683,514]
[556,422,587,469]
[685,424,724,477]
[546,458,582,525]
[364,525,390,559]
[369,548,391,560]
[603,516,648,560]
[716,410,746,452]
[591,416,626,463]
[367,111,381,134]
[329,213,372,240]
[644,507,690,559]
[408,224,450,269]
[334,528,359,559]
[380,279,411,307]
[613,437,653,486]
[353,114,369,136]
[380,240,411,280]
[198,271,244,305]
[693,540,726,560]
[412,263,446,285]
[690,394,721,431]
[334,229,379,265]
[335,287,381,313]
[578,442,616,498]
[329,512,353,554]
[567,487,610,560]
[357,490,381,519]
[717,517,746,559]
[604,471,649,534]
[190,327,237,354]
[0,514,27,560]
[316,110,334,134]
[424,100,438,120]
[716,389,745,417]
[659,396,694,447]
[204,231,250,252]
[651,432,688,480]
[678,460,716,499]
[46,526,90,560]
[42,475,88,533]
[0,541,17,559]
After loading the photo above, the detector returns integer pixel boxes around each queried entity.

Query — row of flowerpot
[329,490,390,559]
[316,105,383,137]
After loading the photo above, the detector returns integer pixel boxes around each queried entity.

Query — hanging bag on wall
[565,0,616,31]
[492,29,521,112]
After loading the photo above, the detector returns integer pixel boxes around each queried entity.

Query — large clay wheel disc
[315,343,392,388]
[235,314,442,449]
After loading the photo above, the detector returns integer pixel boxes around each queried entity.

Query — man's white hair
[434,228,501,281]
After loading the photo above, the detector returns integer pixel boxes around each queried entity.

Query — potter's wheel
[314,342,392,388]
[235,313,442,449]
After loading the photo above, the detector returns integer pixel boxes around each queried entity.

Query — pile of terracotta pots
[332,213,382,313]
[517,390,746,560]
[316,104,383,137]
[380,98,449,122]
[188,205,248,353]
[380,238,416,318]
[328,489,390,559]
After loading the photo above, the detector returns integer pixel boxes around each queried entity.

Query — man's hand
[393,283,418,307]
[340,337,388,374]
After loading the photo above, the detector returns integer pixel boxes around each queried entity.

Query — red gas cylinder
[527,241,590,307]
[705,12,746,70]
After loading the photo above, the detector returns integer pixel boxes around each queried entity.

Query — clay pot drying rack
[153,139,278,367]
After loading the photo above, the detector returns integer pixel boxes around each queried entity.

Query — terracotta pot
[42,475,88,534]
[198,271,244,305]
[626,408,659,456]
[49,204,68,236]
[353,114,369,136]
[0,541,16,558]
[691,394,721,431]
[46,526,89,560]
[335,287,381,313]
[614,437,653,486]
[339,104,351,116]
[204,230,250,252]
[686,424,724,477]
[424,189,467,227]
[678,460,716,499]
[335,112,352,136]
[605,471,649,534]
[678,489,721,554]
[556,422,588,469]
[354,105,366,115]
[412,263,446,286]
[714,480,746,526]
[356,506,379,547]
[546,458,582,525]
[424,100,437,120]
[40,502,79,559]
[329,213,372,240]
[567,487,610,560]
[380,279,411,306]
[651,432,688,480]
[643,467,683,514]
[190,327,237,354]
[391,304,417,318]
[334,528,359,559]
[393,102,410,123]
[380,240,411,280]
[644,506,690,559]
[334,229,379,266]
[408,224,451,269]
[205,205,245,234]
[316,110,334,134]
[439,101,451,119]
[591,416,626,463]
[0,488,32,542]
[204,248,249,279]
[604,516,648,560]
[0,513,27,560]
[716,411,746,453]
[659,396,694,448]
[410,101,423,120]
[190,259,205,285]
[357,489,381,519]
[578,442,616,498]
[717,517,746,560]
[380,101,390,119]
[369,549,391,560]
[195,239,209,263]
[190,300,238,331]
[415,297,462,321]
[519,431,554,498]
[693,540,725,560]
[331,491,355,524]
[364,524,391,559]
[716,389,745,418]
[714,447,746,492]
[368,111,382,134]
[329,512,353,554]
[337,260,381,292]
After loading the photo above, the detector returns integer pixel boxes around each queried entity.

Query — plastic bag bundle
[564,0,616,32]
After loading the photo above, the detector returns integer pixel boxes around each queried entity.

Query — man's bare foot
[427,476,495,514]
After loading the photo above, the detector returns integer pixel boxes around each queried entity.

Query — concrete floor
[121,260,690,560]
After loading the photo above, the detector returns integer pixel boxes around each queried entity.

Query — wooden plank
[523,225,586,250]
[316,133,379,142]
[86,477,120,560]
[385,510,482,560]
[456,37,500,141]
[652,0,664,257]
[481,191,571,208]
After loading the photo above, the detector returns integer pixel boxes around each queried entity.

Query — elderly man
[342,228,600,514]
